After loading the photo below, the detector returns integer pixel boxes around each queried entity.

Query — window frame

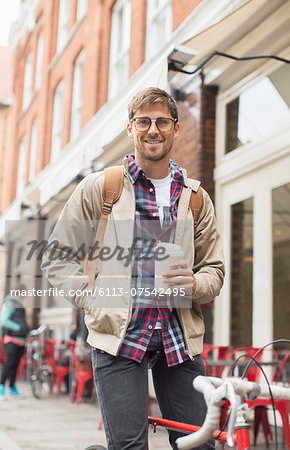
[22,53,33,111]
[145,0,172,60]
[76,0,88,21]
[56,0,69,53]
[29,118,38,182]
[17,136,27,198]
[108,0,131,100]
[50,80,64,163]
[34,32,44,92]
[70,50,84,141]
[216,60,290,166]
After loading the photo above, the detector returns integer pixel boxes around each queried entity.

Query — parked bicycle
[27,324,54,399]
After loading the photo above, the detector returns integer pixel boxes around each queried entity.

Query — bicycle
[85,342,290,450]
[173,375,290,449]
[27,324,54,399]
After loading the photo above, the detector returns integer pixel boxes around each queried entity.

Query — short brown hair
[128,87,178,121]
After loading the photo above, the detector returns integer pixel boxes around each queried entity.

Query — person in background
[0,286,29,399]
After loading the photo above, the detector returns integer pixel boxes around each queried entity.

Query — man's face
[127,103,179,165]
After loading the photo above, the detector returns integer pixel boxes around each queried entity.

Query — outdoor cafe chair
[201,344,232,377]
[245,350,290,448]
[69,339,94,404]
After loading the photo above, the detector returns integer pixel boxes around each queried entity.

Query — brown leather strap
[189,186,203,227]
[86,166,124,290]
[102,166,124,209]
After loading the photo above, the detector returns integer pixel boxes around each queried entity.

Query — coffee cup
[154,243,184,292]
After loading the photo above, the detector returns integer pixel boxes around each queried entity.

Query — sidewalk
[0,381,286,449]
[0,381,168,450]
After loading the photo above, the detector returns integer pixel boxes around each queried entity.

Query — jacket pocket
[84,308,128,338]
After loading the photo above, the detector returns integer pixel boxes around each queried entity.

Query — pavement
[0,380,169,450]
[0,381,286,450]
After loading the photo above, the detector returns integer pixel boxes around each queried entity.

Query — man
[42,87,224,449]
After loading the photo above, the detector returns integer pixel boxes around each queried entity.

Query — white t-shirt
[149,173,171,227]
[149,174,171,330]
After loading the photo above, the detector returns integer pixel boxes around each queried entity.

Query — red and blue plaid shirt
[118,155,189,367]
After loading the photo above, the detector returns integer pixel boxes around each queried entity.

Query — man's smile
[144,140,163,144]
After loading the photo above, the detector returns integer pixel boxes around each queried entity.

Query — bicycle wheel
[30,350,42,399]
[39,364,53,396]
[83,446,107,450]
[30,364,52,399]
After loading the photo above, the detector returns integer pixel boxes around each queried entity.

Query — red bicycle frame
[148,415,251,450]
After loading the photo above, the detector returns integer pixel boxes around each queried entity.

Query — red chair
[201,344,232,377]
[246,351,290,449]
[226,346,278,382]
[54,341,71,396]
[221,346,279,445]
[201,343,214,375]
[69,340,94,404]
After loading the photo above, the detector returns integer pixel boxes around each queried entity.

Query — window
[146,0,172,59]
[70,51,84,141]
[230,197,253,347]
[17,136,27,197]
[29,119,38,182]
[22,53,33,111]
[108,0,131,99]
[76,0,87,21]
[35,32,44,92]
[225,65,290,153]
[57,0,69,53]
[272,183,290,349]
[50,80,64,162]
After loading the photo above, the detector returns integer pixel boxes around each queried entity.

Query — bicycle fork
[234,400,251,450]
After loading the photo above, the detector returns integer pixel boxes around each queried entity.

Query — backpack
[84,165,203,290]
[101,165,203,225]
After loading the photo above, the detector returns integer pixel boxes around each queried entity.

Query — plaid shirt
[118,155,189,367]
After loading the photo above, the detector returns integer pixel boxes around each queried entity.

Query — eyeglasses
[131,117,177,132]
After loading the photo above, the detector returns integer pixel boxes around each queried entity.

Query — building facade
[0,0,289,348]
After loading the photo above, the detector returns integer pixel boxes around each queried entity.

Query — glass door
[214,152,290,348]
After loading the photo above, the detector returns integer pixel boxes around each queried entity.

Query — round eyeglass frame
[131,117,178,132]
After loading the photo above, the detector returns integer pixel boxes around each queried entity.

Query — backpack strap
[85,166,124,290]
[102,165,124,216]
[189,186,203,227]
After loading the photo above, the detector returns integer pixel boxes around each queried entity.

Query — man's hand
[162,258,196,296]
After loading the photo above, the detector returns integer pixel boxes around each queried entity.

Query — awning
[180,0,290,91]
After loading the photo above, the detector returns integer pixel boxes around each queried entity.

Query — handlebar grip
[176,403,220,449]
[259,384,290,400]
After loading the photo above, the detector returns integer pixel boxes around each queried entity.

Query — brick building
[0,0,204,212]
[0,46,13,300]
[1,0,289,350]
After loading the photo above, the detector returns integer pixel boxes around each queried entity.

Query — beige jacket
[41,159,224,357]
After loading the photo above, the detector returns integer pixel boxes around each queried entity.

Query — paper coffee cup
[154,243,184,292]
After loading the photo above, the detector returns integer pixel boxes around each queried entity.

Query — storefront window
[272,182,290,348]
[225,65,290,153]
[230,198,253,347]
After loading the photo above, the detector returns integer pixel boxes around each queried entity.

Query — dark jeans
[92,330,214,450]
[0,342,25,387]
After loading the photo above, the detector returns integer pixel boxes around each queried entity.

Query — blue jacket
[1,295,28,341]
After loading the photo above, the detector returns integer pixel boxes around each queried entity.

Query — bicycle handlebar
[176,376,290,449]
[29,324,48,337]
